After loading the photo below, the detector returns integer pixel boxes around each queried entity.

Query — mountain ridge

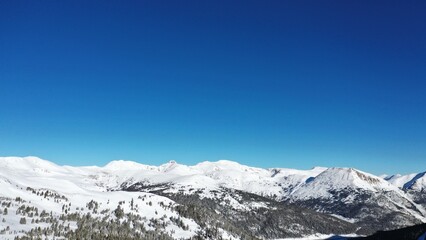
[0,156,425,239]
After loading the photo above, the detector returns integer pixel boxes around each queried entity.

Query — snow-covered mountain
[0,156,424,239]
[386,172,426,192]
[287,168,425,233]
[385,171,426,216]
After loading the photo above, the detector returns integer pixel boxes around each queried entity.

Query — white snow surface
[0,157,202,239]
[1,156,425,202]
[0,156,329,239]
[0,156,425,239]
[290,167,401,200]
[386,171,426,191]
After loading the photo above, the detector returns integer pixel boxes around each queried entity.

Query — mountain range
[0,156,425,239]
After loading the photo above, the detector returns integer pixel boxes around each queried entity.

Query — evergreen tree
[114,205,124,219]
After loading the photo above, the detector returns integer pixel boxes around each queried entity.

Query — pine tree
[114,205,124,219]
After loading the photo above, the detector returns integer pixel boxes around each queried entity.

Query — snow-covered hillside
[0,156,424,239]
[286,167,426,233]
[384,171,426,217]
[386,172,426,192]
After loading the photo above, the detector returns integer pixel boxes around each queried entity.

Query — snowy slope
[0,156,425,239]
[87,158,326,200]
[0,157,201,239]
[290,167,401,200]
[285,168,426,233]
[387,172,426,192]
[0,157,351,239]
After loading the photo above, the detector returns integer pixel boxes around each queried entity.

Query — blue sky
[1,1,425,174]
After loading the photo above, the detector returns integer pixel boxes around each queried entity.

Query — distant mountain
[386,172,426,192]
[385,171,426,217]
[286,168,425,234]
[0,156,425,239]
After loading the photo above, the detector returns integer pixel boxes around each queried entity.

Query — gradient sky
[1,1,425,174]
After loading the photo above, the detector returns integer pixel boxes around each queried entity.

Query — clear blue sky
[1,1,425,174]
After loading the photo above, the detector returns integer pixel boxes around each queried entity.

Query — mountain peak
[319,167,386,187]
[103,160,146,171]
[403,172,426,191]
[0,156,61,172]
[289,167,396,200]
[311,166,328,171]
